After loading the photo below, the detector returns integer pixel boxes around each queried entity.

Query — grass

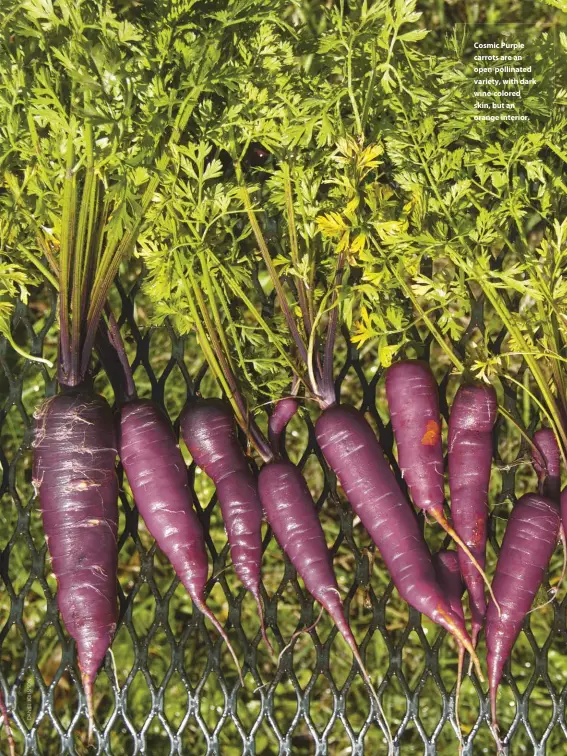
[0,266,566,755]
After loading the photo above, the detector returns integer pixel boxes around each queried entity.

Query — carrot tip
[429,508,501,618]
[443,614,484,683]
[253,591,275,657]
[455,646,464,755]
[489,714,503,754]
[82,673,94,746]
[276,606,325,670]
[195,599,244,687]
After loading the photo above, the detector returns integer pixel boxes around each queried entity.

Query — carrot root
[455,646,464,755]
[253,589,274,656]
[429,507,501,618]
[194,600,244,687]
[276,606,325,669]
[83,673,94,746]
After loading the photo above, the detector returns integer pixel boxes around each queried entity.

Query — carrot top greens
[133,1,567,464]
[0,0,288,384]
[3,0,567,449]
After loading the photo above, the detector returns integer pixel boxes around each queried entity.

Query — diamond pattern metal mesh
[1,272,566,755]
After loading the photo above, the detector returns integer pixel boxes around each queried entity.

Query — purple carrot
[386,360,445,510]
[315,404,482,677]
[448,382,498,646]
[385,361,497,614]
[433,550,466,747]
[119,399,244,674]
[433,550,465,622]
[180,398,271,652]
[33,391,118,733]
[532,428,561,501]
[486,493,560,732]
[257,458,393,752]
[268,397,299,452]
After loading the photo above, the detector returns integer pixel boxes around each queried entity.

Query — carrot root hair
[252,589,274,656]
[350,643,393,756]
[276,605,325,669]
[194,599,244,687]
[330,605,393,756]
[429,507,501,618]
[489,688,503,754]
[455,646,464,756]
[441,613,484,682]
[0,686,15,756]
[82,673,94,746]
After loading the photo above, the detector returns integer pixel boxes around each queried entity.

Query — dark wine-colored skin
[268,398,299,451]
[532,428,561,501]
[315,404,479,667]
[433,550,465,622]
[120,399,243,670]
[562,487,567,546]
[448,382,497,646]
[486,493,560,729]
[180,398,269,649]
[257,461,388,709]
[33,391,118,718]
[385,360,445,513]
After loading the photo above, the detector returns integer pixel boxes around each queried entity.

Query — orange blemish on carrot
[421,419,440,446]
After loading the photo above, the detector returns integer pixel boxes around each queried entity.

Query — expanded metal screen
[1,272,566,755]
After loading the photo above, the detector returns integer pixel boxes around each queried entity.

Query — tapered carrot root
[181,398,271,654]
[315,404,479,673]
[119,399,244,682]
[33,391,119,739]
[486,494,560,731]
[448,382,498,646]
[258,459,393,754]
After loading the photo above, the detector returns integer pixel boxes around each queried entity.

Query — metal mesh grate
[1,272,566,755]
